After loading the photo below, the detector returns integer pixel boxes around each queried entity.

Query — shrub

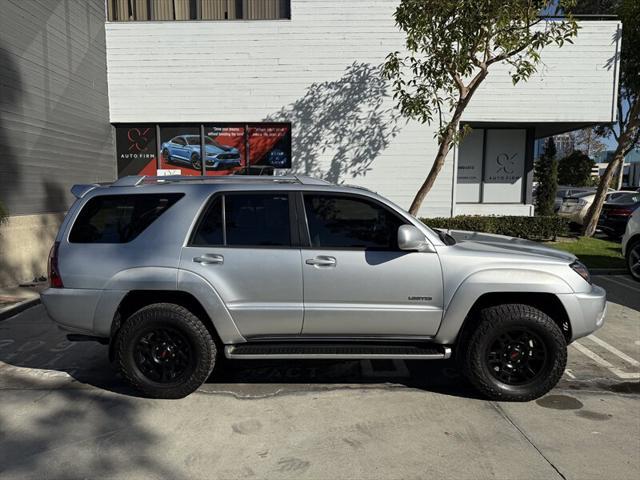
[420,215,569,241]
[534,138,558,216]
[558,150,595,187]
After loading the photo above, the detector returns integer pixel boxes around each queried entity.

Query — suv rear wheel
[460,304,566,401]
[115,303,216,399]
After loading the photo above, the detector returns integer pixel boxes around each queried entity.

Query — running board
[225,343,451,360]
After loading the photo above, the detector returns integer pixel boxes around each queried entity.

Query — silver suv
[41,175,606,400]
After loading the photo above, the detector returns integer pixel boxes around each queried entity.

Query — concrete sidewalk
[0,282,45,321]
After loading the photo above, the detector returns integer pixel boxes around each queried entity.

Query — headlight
[578,199,588,206]
[570,260,591,284]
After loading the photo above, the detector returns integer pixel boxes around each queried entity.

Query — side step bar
[225,343,451,360]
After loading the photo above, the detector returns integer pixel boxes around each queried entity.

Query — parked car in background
[558,190,625,226]
[621,209,640,281]
[161,135,241,171]
[554,186,594,213]
[41,175,606,401]
[598,192,640,239]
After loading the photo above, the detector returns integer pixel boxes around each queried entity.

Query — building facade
[0,0,622,286]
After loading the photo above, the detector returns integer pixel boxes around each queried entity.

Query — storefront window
[116,125,157,177]
[203,124,245,176]
[115,122,292,178]
[159,125,202,176]
[247,123,292,169]
[456,128,527,204]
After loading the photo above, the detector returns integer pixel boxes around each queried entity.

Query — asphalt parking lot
[0,275,638,480]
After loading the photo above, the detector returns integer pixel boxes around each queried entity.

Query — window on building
[456,128,529,204]
[107,0,290,21]
[303,194,404,250]
[115,123,291,177]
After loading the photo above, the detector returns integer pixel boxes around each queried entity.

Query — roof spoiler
[70,184,99,199]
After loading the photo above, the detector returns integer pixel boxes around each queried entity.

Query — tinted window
[172,137,186,146]
[70,194,183,243]
[226,194,291,246]
[303,194,404,249]
[191,196,223,246]
[185,136,200,145]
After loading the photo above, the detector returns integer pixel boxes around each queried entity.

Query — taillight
[607,207,634,217]
[48,241,64,288]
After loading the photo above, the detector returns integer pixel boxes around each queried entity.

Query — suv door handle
[193,254,224,265]
[305,256,336,267]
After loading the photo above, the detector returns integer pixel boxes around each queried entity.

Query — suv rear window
[69,193,183,243]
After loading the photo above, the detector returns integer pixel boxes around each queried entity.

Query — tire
[626,239,640,281]
[460,304,566,402]
[162,148,172,164]
[191,153,202,171]
[115,303,216,399]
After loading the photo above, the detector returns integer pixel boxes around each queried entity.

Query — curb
[590,269,628,275]
[0,297,41,322]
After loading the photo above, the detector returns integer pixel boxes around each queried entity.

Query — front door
[300,193,443,337]
[180,192,303,338]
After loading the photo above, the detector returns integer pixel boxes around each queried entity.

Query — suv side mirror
[397,225,433,252]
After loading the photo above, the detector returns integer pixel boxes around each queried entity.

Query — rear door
[299,192,444,337]
[180,191,303,338]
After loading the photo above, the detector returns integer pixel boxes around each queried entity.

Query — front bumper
[557,285,607,341]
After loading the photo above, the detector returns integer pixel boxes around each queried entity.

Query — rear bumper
[40,288,102,334]
[557,285,607,342]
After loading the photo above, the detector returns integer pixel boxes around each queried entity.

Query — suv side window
[69,193,183,243]
[191,193,291,247]
[303,193,404,250]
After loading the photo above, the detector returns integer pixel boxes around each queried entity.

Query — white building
[0,0,622,286]
[105,0,621,218]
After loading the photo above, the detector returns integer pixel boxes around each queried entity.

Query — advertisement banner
[203,124,245,176]
[116,125,157,177]
[159,126,202,176]
[248,124,292,169]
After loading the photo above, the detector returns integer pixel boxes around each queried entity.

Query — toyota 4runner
[41,175,606,400]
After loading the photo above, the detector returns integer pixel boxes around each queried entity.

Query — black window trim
[298,191,410,252]
[188,190,300,249]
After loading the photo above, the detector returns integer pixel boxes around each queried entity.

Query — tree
[570,127,606,158]
[383,0,578,216]
[558,151,595,186]
[580,0,640,236]
[535,138,559,216]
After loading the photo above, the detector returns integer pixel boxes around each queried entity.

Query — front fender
[434,268,574,344]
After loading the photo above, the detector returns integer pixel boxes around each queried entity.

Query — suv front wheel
[115,303,216,399]
[460,304,567,401]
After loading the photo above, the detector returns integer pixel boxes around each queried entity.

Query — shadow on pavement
[0,306,481,403]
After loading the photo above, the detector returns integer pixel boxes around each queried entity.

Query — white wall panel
[105,0,620,216]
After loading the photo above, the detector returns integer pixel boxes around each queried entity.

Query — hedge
[420,215,569,241]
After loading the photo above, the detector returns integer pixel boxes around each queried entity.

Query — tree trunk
[582,99,640,237]
[408,122,458,216]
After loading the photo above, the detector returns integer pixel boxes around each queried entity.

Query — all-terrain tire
[460,304,567,402]
[115,303,216,399]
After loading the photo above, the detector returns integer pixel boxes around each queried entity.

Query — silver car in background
[41,175,606,400]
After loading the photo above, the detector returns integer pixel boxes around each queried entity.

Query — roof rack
[107,174,332,187]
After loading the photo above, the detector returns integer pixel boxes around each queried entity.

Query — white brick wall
[105,0,620,217]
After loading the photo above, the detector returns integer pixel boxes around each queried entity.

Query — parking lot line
[599,276,640,294]
[588,335,640,367]
[572,342,640,380]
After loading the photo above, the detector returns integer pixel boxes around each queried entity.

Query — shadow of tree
[265,62,401,183]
